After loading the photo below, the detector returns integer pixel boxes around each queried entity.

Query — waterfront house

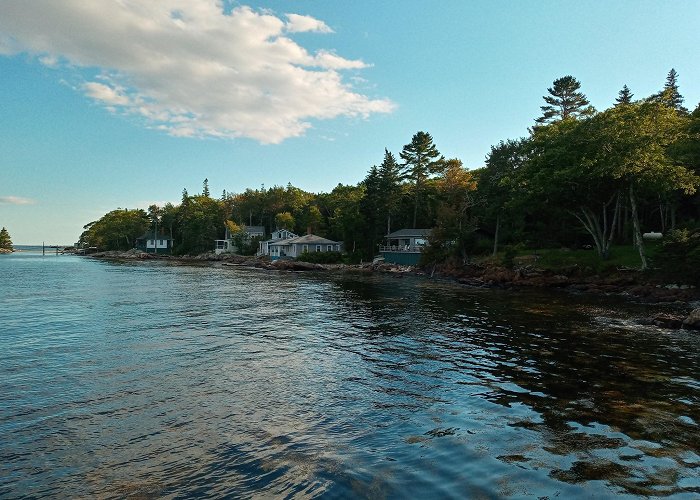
[258,229,298,256]
[136,232,174,254]
[268,233,342,260]
[379,228,432,265]
[215,225,266,254]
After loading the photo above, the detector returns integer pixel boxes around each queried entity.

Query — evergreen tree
[377,148,403,234]
[535,75,594,124]
[615,85,634,106]
[400,131,444,227]
[0,227,13,251]
[649,68,687,113]
[203,178,210,198]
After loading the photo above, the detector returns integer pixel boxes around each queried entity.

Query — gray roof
[137,231,174,240]
[270,233,340,246]
[244,226,265,234]
[385,228,432,238]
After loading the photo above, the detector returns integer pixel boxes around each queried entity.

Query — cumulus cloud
[0,1,394,143]
[0,196,36,205]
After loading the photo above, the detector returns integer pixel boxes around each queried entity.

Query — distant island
[0,227,13,254]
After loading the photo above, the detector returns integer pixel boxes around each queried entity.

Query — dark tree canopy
[615,84,634,106]
[535,75,593,124]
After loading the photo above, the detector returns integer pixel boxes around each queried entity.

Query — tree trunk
[604,192,621,258]
[492,213,500,257]
[671,205,676,230]
[629,183,647,270]
[412,186,419,229]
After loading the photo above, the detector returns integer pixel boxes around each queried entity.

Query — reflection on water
[1,253,699,498]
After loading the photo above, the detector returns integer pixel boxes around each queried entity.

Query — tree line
[80,69,700,269]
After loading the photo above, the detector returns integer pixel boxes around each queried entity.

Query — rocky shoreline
[85,249,700,330]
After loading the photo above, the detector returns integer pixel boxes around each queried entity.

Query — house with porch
[136,231,174,254]
[379,228,432,265]
[268,234,342,260]
[215,225,266,254]
[258,228,298,256]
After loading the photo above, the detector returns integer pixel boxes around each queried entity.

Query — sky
[1,1,699,245]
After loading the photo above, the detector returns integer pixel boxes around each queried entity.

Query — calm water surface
[1,252,699,498]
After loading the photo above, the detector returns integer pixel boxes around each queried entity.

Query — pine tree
[202,178,210,198]
[400,131,444,228]
[615,85,634,106]
[535,76,594,124]
[0,227,14,251]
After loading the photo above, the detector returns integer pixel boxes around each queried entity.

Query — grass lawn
[492,241,664,273]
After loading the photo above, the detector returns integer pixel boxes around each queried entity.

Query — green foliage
[535,75,594,125]
[297,251,343,264]
[615,85,634,106]
[648,68,687,113]
[400,131,444,228]
[0,227,13,251]
[501,244,524,269]
[653,229,700,283]
[79,209,149,250]
[175,194,226,254]
[274,212,295,230]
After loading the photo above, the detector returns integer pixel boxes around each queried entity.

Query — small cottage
[136,232,174,254]
[379,228,432,265]
[268,234,342,260]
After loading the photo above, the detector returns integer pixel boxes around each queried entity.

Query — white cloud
[0,196,36,205]
[285,13,333,34]
[83,82,131,106]
[0,1,394,143]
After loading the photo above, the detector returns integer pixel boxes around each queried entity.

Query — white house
[258,229,298,256]
[215,225,266,254]
[268,234,342,260]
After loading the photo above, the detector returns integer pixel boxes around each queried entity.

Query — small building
[268,234,342,260]
[258,229,298,256]
[379,228,432,265]
[136,232,174,254]
[215,225,266,255]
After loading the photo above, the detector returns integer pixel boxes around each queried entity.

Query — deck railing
[379,245,425,253]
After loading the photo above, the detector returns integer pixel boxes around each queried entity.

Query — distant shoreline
[81,248,700,319]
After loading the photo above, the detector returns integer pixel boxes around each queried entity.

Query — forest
[79,70,700,278]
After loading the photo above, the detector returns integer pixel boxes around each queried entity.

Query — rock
[682,308,700,330]
[271,259,326,271]
[652,314,684,329]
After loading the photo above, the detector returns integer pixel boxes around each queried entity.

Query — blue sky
[1,0,699,245]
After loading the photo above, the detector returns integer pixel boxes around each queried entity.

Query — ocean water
[1,252,699,498]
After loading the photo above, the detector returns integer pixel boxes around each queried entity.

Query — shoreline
[84,249,700,330]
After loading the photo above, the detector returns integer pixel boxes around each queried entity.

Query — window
[327,245,332,251]
[303,244,308,253]
[316,245,321,252]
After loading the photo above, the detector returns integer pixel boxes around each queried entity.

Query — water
[1,252,699,498]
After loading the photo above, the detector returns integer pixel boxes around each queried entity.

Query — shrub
[652,229,700,283]
[297,251,343,264]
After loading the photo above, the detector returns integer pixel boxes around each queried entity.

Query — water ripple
[1,254,699,498]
